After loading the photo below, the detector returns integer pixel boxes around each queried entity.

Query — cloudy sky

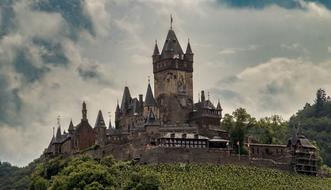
[0,0,331,166]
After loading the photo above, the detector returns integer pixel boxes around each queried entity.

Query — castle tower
[153,17,194,125]
[144,79,157,118]
[94,110,107,146]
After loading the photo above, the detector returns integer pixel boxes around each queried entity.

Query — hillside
[289,89,331,166]
[26,156,330,190]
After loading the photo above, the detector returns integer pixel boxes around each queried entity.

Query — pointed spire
[56,126,61,140]
[56,116,62,140]
[153,40,160,55]
[217,99,222,110]
[145,81,157,107]
[95,110,106,128]
[161,29,184,58]
[185,38,193,54]
[82,101,87,120]
[121,86,132,113]
[68,119,74,132]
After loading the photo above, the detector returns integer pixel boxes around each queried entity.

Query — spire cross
[170,14,173,30]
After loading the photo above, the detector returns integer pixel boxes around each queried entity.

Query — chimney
[139,94,143,103]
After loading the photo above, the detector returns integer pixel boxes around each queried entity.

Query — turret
[184,39,193,62]
[94,110,107,146]
[82,101,87,121]
[121,86,132,114]
[115,101,120,129]
[144,80,157,117]
[68,119,74,134]
[216,99,223,118]
[55,126,61,140]
[152,40,160,63]
[95,110,106,128]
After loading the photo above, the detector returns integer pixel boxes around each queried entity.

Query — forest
[221,88,331,168]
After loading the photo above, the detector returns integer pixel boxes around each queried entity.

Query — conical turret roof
[55,126,61,140]
[121,86,132,112]
[161,29,184,58]
[217,100,222,110]
[144,83,156,107]
[68,120,74,131]
[185,41,193,54]
[115,101,120,113]
[153,41,160,55]
[95,110,106,128]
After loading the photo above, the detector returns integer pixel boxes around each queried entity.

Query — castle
[45,20,318,176]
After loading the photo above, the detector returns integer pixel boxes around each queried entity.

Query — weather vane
[170,14,173,30]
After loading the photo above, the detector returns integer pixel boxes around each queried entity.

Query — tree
[224,108,256,154]
[315,88,327,116]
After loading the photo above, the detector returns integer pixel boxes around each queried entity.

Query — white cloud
[84,0,111,37]
[216,58,331,118]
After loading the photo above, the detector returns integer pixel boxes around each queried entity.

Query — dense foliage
[27,156,331,190]
[221,108,288,153]
[289,89,331,166]
[0,160,37,190]
[29,156,159,190]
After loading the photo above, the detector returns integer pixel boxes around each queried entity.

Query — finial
[170,14,173,30]
[148,76,150,84]
[188,38,190,43]
[57,115,61,128]
[155,40,157,45]
[198,92,200,102]
[52,126,55,137]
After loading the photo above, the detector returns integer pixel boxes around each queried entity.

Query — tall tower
[153,17,194,125]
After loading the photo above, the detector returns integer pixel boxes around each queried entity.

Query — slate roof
[121,86,132,112]
[144,83,157,107]
[68,120,74,131]
[153,42,160,55]
[95,110,106,128]
[185,41,193,54]
[161,29,184,59]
